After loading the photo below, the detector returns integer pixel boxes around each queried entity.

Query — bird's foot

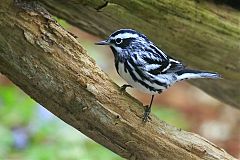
[120,84,132,94]
[142,105,152,122]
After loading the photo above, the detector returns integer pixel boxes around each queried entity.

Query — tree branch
[40,0,240,109]
[0,1,236,160]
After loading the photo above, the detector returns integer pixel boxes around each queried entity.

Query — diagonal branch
[0,1,236,160]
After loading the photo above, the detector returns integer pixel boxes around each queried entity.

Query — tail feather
[176,69,221,81]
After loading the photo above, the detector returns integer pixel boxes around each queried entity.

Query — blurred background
[0,18,240,160]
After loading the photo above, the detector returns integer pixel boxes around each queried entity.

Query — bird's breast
[116,62,165,94]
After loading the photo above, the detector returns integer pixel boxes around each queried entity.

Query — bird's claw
[142,105,152,122]
[120,84,132,94]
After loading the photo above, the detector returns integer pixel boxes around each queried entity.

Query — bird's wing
[164,58,186,73]
[138,48,185,75]
[142,56,169,75]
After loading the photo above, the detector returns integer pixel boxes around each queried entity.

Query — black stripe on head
[110,29,137,37]
[110,38,135,48]
[110,29,150,42]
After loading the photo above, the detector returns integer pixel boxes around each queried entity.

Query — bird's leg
[120,84,132,94]
[143,95,155,122]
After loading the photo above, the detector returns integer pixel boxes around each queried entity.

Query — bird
[95,29,221,122]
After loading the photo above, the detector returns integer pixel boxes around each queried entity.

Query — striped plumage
[96,29,221,122]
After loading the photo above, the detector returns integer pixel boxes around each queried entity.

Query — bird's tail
[176,69,221,81]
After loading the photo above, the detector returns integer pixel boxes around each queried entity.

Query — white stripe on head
[113,33,140,39]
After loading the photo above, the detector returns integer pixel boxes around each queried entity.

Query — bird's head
[95,29,150,54]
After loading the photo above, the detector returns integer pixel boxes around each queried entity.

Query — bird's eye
[115,38,122,44]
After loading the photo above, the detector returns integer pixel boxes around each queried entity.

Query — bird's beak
[95,40,109,45]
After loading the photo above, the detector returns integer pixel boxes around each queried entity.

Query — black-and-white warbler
[96,29,221,122]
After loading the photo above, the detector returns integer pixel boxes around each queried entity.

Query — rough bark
[0,1,237,160]
[39,0,240,108]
